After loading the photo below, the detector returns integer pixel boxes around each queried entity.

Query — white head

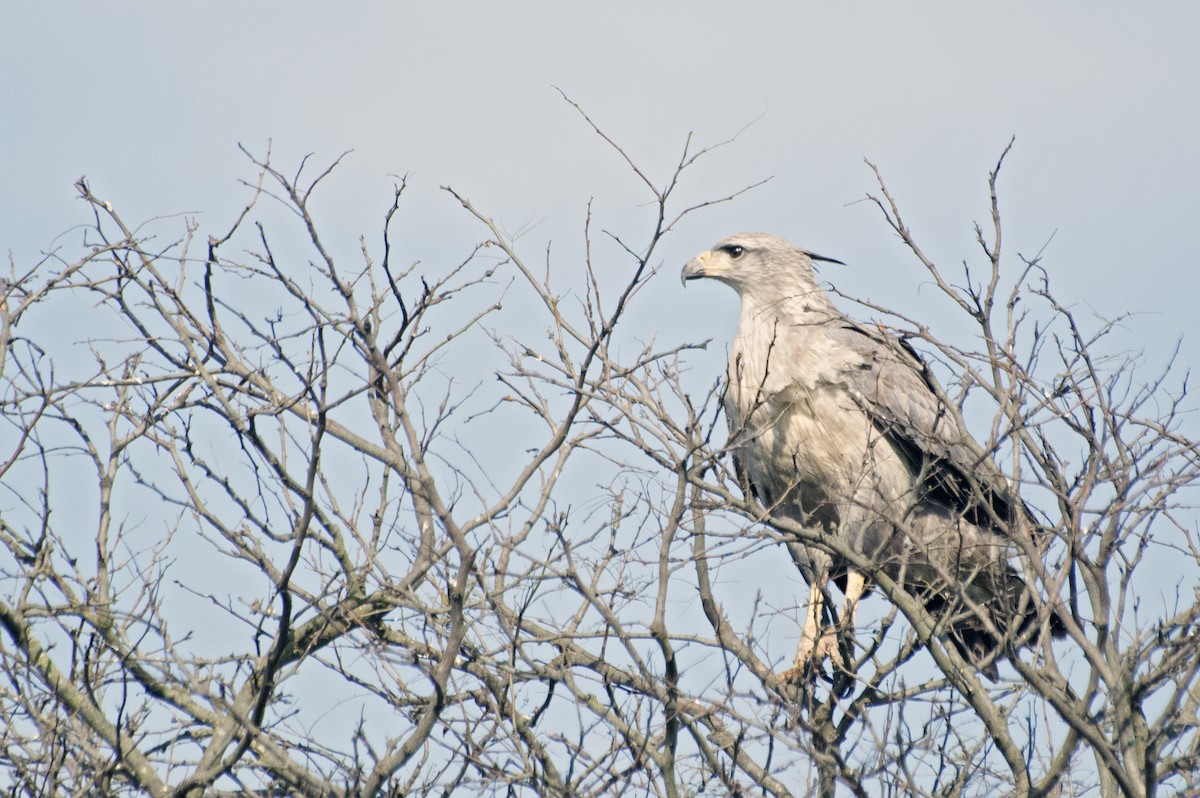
[681,232,843,310]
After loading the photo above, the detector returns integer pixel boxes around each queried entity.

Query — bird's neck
[728,287,841,400]
[737,283,839,330]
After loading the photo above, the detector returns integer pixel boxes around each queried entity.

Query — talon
[779,665,808,686]
[780,575,863,693]
[780,626,846,685]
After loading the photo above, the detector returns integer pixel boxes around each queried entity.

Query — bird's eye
[721,245,745,259]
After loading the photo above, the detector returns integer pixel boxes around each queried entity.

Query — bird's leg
[814,570,865,673]
[841,569,865,633]
[781,581,840,684]
[797,579,827,663]
[829,569,866,694]
[781,571,866,688]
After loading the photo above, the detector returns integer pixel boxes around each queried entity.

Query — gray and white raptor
[683,232,1064,682]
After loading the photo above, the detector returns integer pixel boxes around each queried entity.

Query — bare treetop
[682,231,1066,693]
[0,120,1196,797]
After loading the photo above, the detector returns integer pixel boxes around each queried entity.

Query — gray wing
[829,322,1027,533]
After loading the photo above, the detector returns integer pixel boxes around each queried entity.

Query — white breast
[725,325,911,514]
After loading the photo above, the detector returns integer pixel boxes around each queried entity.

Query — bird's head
[681,232,843,299]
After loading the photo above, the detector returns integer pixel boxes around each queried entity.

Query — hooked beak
[680,250,713,287]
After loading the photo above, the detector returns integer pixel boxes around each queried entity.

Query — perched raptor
[682,232,1063,682]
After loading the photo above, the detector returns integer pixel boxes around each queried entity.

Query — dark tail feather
[926,587,1066,681]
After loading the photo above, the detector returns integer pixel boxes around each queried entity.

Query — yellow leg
[782,581,833,682]
[842,569,865,631]
[780,570,864,686]
[796,580,825,666]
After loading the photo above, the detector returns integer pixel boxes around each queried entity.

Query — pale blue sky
[5,5,1197,359]
[5,5,1198,511]
[3,4,1198,779]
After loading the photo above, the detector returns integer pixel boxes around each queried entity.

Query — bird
[681,232,1064,684]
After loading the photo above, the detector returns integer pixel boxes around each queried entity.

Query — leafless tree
[1,109,1196,798]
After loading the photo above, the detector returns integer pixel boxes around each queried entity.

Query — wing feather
[829,322,1027,534]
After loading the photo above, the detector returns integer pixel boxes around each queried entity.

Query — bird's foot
[779,627,854,695]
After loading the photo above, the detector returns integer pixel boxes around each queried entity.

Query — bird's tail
[920,565,1067,680]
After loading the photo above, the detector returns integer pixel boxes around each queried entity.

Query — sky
[3,4,1199,786]
[5,1,1198,590]
[5,5,1198,359]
